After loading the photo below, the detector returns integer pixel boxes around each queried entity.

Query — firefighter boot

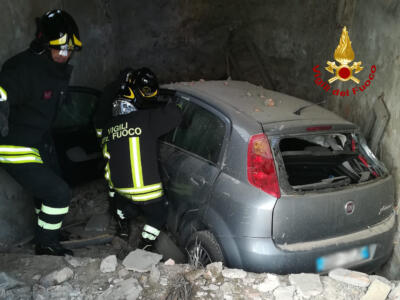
[137,224,160,252]
[34,226,74,256]
[116,218,130,241]
[35,242,74,256]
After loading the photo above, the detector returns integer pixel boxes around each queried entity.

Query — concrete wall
[325,0,400,278]
[0,0,119,89]
[0,1,338,95]
[327,0,400,198]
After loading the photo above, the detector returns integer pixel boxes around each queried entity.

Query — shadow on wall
[0,168,35,250]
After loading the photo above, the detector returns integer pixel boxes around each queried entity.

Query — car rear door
[53,86,103,185]
[267,127,395,246]
[159,93,228,233]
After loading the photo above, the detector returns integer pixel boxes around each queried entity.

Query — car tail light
[247,133,280,198]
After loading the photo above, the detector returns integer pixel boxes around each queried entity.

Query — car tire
[185,230,225,268]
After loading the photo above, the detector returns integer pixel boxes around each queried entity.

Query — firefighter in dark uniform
[0,10,82,256]
[95,68,181,249]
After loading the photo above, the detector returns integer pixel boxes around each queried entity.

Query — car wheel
[185,230,225,268]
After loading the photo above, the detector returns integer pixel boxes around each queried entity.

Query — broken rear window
[278,133,387,191]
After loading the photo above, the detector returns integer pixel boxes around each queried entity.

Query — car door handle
[190,175,205,186]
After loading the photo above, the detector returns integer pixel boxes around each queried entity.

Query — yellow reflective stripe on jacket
[115,182,162,194]
[41,204,69,215]
[119,190,163,202]
[0,155,43,164]
[129,137,143,188]
[0,86,7,101]
[0,145,42,164]
[96,128,102,138]
[38,219,62,230]
[0,145,40,155]
[102,143,110,159]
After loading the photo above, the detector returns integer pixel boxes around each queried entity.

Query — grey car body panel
[226,213,395,274]
[272,175,394,244]
[160,80,395,273]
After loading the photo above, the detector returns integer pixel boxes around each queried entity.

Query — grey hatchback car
[158,80,395,274]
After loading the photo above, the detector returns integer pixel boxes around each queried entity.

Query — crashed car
[55,80,395,274]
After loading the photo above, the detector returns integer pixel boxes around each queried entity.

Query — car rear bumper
[219,213,396,274]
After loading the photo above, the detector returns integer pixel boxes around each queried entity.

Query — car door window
[53,86,101,131]
[172,101,225,163]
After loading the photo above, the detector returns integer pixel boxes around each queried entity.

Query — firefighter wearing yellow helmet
[0,9,82,256]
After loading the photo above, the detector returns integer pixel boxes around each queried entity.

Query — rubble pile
[0,180,398,299]
[0,252,399,300]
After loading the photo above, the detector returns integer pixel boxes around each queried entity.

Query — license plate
[316,246,370,272]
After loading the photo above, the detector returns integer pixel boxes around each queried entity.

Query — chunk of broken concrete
[100,255,118,273]
[40,267,74,287]
[0,272,23,290]
[98,277,142,300]
[361,279,392,300]
[329,268,370,287]
[122,249,162,272]
[289,273,323,298]
[222,268,247,279]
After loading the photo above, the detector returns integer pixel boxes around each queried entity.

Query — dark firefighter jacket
[0,49,72,164]
[101,102,182,204]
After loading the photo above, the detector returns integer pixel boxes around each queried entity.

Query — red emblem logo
[43,90,53,100]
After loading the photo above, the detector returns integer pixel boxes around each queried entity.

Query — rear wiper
[293,100,327,115]
[292,176,351,191]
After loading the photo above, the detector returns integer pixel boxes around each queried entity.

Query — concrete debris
[149,265,161,284]
[254,273,280,293]
[206,261,223,276]
[164,258,175,265]
[247,91,252,97]
[389,283,400,299]
[361,279,392,300]
[184,269,205,282]
[118,268,130,278]
[222,268,247,279]
[64,256,94,268]
[100,255,118,273]
[265,98,275,106]
[122,249,163,272]
[98,277,142,300]
[289,273,323,298]
[329,268,371,287]
[273,285,296,300]
[0,272,23,290]
[39,267,74,287]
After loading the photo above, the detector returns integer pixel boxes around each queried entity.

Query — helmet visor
[112,99,136,116]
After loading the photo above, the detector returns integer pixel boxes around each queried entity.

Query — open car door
[52,86,103,185]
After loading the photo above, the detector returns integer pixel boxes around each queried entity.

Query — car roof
[162,80,353,126]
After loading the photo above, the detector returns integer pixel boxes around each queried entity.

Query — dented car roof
[163,80,354,127]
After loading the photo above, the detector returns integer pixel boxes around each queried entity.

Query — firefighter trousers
[109,189,167,230]
[1,143,71,245]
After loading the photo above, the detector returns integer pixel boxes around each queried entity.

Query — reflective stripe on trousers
[0,145,43,164]
[37,204,69,230]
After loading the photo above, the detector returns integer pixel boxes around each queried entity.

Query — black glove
[0,112,8,137]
